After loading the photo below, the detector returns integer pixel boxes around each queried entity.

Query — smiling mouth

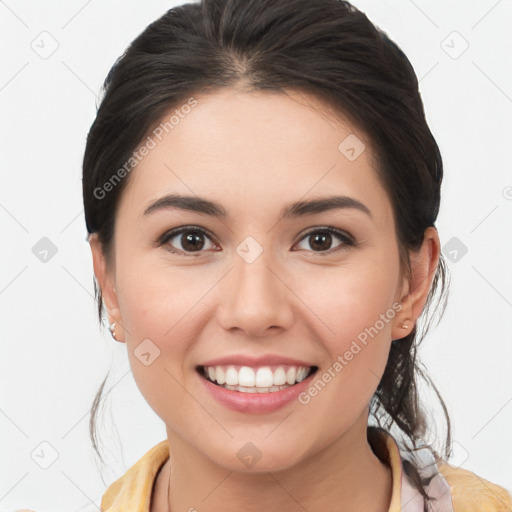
[197,364,318,393]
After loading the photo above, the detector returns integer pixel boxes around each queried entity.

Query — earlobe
[392,227,440,340]
[88,234,126,342]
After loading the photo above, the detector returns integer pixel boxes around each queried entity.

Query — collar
[100,428,443,511]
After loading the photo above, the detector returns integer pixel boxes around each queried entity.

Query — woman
[80,0,512,510]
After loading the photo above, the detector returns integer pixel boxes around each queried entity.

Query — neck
[151,413,392,512]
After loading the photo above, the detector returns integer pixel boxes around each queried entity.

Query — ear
[392,227,440,340]
[89,233,126,342]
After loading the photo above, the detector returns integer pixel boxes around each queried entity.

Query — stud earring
[108,322,117,340]
[401,322,410,329]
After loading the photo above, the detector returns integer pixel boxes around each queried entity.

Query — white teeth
[286,367,296,385]
[273,367,286,385]
[238,366,255,387]
[255,367,274,387]
[201,364,313,391]
[225,366,238,385]
[223,383,291,393]
[216,366,226,385]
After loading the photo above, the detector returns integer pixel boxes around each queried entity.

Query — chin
[200,435,313,474]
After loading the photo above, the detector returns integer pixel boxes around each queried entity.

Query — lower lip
[198,370,316,414]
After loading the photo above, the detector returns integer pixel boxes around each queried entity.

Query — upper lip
[199,354,316,368]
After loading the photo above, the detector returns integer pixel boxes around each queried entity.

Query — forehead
[119,88,393,226]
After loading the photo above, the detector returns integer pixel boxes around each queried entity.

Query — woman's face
[92,87,416,472]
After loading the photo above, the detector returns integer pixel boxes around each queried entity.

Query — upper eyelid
[299,226,353,242]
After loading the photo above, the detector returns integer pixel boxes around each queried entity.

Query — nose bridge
[218,240,293,336]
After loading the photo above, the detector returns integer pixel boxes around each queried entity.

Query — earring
[401,322,410,329]
[108,322,117,340]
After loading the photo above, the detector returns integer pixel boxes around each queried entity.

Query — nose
[216,248,294,338]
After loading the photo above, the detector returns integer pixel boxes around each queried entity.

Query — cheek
[117,255,210,339]
[115,258,209,415]
[120,286,201,428]
[303,260,399,352]
[295,256,399,406]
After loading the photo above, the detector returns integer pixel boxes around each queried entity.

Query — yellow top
[100,429,512,512]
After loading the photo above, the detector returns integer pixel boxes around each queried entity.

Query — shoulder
[101,440,170,511]
[437,461,512,511]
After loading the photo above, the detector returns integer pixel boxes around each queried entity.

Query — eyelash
[157,225,356,257]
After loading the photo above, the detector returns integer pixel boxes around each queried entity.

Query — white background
[1,0,511,510]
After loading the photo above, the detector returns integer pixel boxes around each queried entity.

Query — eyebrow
[142,194,372,220]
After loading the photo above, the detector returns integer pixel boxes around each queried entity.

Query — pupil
[183,232,204,251]
[310,232,331,251]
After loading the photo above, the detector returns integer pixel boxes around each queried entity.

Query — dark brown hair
[82,0,451,507]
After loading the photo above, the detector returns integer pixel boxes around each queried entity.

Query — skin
[90,87,440,511]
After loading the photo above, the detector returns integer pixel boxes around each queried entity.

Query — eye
[158,226,217,256]
[293,227,354,255]
[158,225,355,257]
